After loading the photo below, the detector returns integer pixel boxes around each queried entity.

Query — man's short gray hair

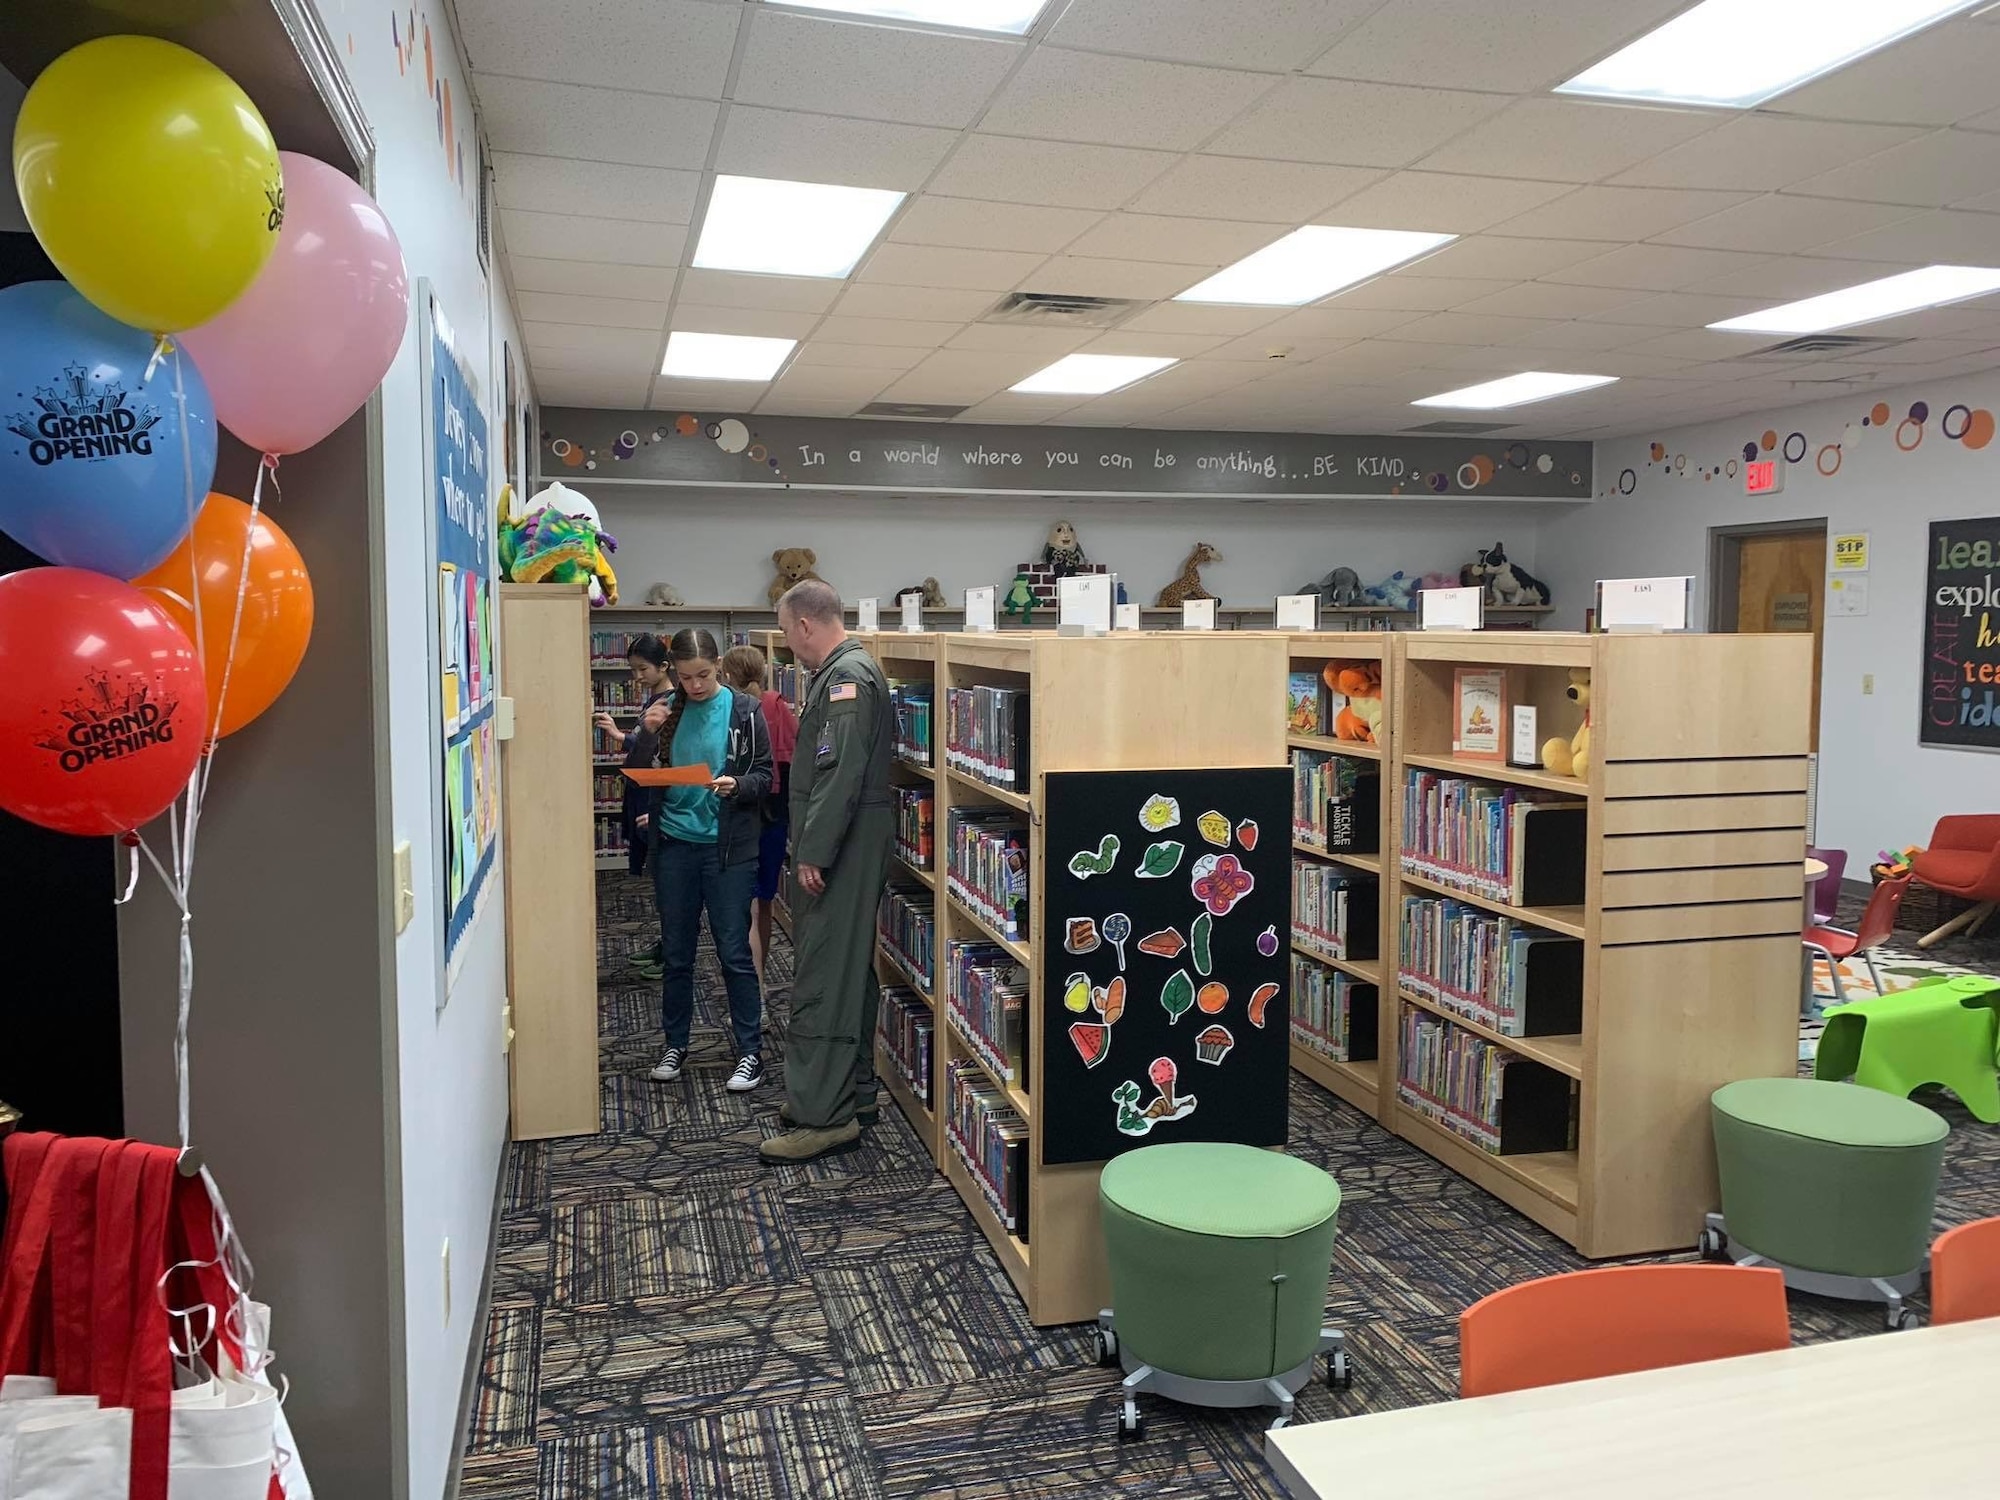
[779,578,843,625]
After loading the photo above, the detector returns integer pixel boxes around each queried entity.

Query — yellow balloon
[12,36,282,332]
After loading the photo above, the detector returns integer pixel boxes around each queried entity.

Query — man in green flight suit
[762,579,896,1164]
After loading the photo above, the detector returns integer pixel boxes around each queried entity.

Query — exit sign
[1745,458,1785,496]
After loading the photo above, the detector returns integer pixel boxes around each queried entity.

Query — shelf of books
[1381,630,1812,1257]
[1283,633,1394,1117]
[587,615,651,870]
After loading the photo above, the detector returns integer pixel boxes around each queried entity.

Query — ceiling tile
[1578,291,1766,327]
[1323,275,1514,312]
[533,373,652,409]
[1613,116,1924,194]
[1790,130,2000,209]
[978,49,1274,152]
[1769,18,2000,128]
[516,290,666,330]
[675,269,844,315]
[890,197,1102,254]
[715,107,959,192]
[507,257,677,302]
[1205,78,1511,170]
[947,323,1097,355]
[1651,195,1922,253]
[1200,332,1357,363]
[1415,97,1718,185]
[1502,319,1670,353]
[1045,0,1379,71]
[754,395,868,417]
[492,153,697,225]
[879,348,1044,403]
[832,284,999,322]
[766,365,895,402]
[1453,282,1649,319]
[1064,213,1278,267]
[502,209,687,267]
[791,341,926,371]
[1676,256,1915,300]
[669,304,822,339]
[1116,302,1291,336]
[1397,235,1606,280]
[459,0,737,97]
[812,315,971,348]
[928,135,1177,209]
[525,340,658,379]
[857,243,1049,290]
[954,394,1090,424]
[1077,329,1232,357]
[478,78,717,170]
[1017,256,1202,299]
[1617,328,1778,362]
[1390,312,1562,345]
[734,9,1021,128]
[648,377,776,411]
[1317,172,1573,234]
[1305,0,1690,92]
[1128,156,1378,223]
[1235,305,1429,344]
[1544,243,1776,292]
[1807,208,2000,262]
[1492,185,1755,242]
[524,322,665,361]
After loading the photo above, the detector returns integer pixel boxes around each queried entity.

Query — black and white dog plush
[1475,542,1551,607]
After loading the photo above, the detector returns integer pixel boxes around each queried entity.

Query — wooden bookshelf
[1382,630,1812,1257]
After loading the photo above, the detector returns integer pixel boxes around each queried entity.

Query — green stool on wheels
[1703,1077,1948,1329]
[1814,974,2000,1123]
[1096,1142,1348,1438]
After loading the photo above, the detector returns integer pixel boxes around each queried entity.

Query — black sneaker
[649,1047,687,1082]
[726,1055,765,1093]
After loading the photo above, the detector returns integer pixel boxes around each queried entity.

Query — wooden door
[1732,529,1825,750]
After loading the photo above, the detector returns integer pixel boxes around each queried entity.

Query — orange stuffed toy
[1324,661,1383,744]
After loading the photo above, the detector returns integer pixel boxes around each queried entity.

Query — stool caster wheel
[1094,1327,1119,1366]
[1697,1225,1727,1261]
[1116,1402,1143,1441]
[1888,1305,1920,1331]
[1327,1349,1353,1390]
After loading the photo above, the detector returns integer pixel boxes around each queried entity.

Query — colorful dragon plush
[497,481,619,606]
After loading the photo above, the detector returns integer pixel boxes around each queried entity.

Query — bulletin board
[1041,767,1291,1167]
[1922,517,2000,751]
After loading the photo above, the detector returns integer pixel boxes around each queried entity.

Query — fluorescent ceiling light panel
[1010,354,1177,395]
[661,331,796,381]
[1174,226,1455,307]
[1413,372,1619,409]
[1556,0,1982,109]
[765,0,1048,34]
[693,175,905,279]
[1709,265,2000,334]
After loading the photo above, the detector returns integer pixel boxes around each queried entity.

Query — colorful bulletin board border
[1922,516,2000,753]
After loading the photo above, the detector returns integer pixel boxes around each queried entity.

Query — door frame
[1706,517,1829,633]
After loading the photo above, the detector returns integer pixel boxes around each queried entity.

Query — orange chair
[1803,871,1910,1003]
[1911,815,2000,949]
[1459,1264,1790,1398]
[1930,1216,2000,1325]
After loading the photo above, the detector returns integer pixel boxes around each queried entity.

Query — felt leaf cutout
[1191,912,1213,977]
[1137,840,1184,879]
[1236,818,1259,851]
[1069,1022,1110,1069]
[1247,983,1280,1029]
[1138,794,1180,832]
[1194,1024,1234,1065]
[1196,981,1229,1014]
[1256,923,1280,958]
[1103,912,1131,970]
[1197,809,1231,847]
[1063,917,1100,955]
[1063,972,1092,1014]
[1159,969,1195,1024]
[1068,834,1119,879]
[1137,926,1185,960]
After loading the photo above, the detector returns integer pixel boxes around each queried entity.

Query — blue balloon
[0,281,217,578]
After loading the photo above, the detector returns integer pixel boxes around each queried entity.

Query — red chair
[1804,871,1910,1003]
[1912,815,2000,949]
[1930,1216,2000,1325]
[1459,1264,1790,1398]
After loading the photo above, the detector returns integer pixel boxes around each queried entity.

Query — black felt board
[1041,767,1291,1166]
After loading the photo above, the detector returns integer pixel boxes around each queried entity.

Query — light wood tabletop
[1805,857,1829,881]
[1267,1317,2000,1500]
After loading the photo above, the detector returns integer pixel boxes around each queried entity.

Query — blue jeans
[653,835,762,1058]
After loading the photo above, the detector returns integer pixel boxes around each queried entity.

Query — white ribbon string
[113,837,141,905]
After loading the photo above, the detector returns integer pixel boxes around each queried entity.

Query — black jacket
[621,688,673,875]
[649,687,775,868]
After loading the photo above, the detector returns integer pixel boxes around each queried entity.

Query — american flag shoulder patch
[830,683,858,702]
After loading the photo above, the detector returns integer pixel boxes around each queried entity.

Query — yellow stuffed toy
[1541,668,1590,777]
[1325,661,1383,744]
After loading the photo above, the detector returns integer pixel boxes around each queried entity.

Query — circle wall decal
[1456,462,1481,489]
[1761,429,1777,452]
[1742,441,1758,462]
[675,414,699,435]
[1618,468,1636,495]
[1816,444,1841,477]
[1782,432,1807,464]
[716,418,750,453]
[550,438,572,458]
[1910,400,1930,423]
[1943,404,1971,440]
[1965,409,1995,450]
[1535,452,1554,474]
[1505,443,1530,469]
[1896,418,1923,452]
[1870,402,1891,427]
[1725,458,1738,477]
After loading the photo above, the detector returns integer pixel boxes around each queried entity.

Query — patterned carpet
[459,876,2000,1499]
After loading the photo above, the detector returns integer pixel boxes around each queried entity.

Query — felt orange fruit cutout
[1197,982,1229,1014]
[1247,983,1279,1029]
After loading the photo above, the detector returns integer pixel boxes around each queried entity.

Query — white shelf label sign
[1113,603,1141,631]
[900,593,923,632]
[856,596,879,631]
[1420,586,1484,631]
[1275,593,1319,631]
[1182,598,1218,631]
[1597,576,1692,632]
[964,585,997,632]
[1059,574,1114,634]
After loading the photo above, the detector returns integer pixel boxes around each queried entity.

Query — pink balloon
[180,153,408,456]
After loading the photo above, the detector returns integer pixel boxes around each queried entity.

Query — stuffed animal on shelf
[1363,571,1417,612]
[1473,542,1551,607]
[1003,571,1037,626]
[767,547,825,605]
[1541,668,1590,777]
[1418,570,1461,593]
[1324,661,1384,744]
[896,577,947,609]
[497,481,620,606]
[1299,566,1364,606]
[1042,518,1089,577]
[1156,542,1221,607]
[644,581,684,607]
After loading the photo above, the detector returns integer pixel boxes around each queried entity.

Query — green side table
[1814,974,2000,1123]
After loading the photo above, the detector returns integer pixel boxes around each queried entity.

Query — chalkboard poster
[1921,517,2000,751]
[1041,767,1290,1166]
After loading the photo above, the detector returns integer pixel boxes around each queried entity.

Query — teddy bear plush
[896,577,947,608]
[1324,661,1384,744]
[767,547,826,605]
[1541,668,1590,777]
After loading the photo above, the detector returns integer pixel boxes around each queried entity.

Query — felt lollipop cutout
[1103,912,1132,971]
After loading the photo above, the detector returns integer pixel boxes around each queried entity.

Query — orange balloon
[134,492,313,737]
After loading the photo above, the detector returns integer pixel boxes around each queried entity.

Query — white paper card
[964,585,997,632]
[856,596,879,632]
[1510,705,1540,768]
[1275,594,1319,631]
[1059,574,1113,633]
[1828,573,1870,617]
[1114,603,1141,631]
[900,593,923,632]
[1597,576,1691,631]
[1420,586,1484,631]
[1182,598,1218,631]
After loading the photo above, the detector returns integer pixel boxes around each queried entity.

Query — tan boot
[780,1100,878,1127]
[758,1120,862,1164]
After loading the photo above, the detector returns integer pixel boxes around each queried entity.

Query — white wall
[593,488,1553,608]
[1537,369,2000,867]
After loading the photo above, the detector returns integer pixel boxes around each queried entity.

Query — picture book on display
[1287,671,1322,736]
[1452,668,1507,761]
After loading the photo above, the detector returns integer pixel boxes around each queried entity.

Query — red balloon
[0,567,208,836]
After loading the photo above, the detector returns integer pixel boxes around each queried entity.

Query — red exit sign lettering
[1744,458,1785,496]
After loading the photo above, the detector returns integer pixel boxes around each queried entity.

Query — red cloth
[761,689,799,789]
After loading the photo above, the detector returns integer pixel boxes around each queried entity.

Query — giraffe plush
[1155,542,1221,607]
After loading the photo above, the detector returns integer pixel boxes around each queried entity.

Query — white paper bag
[0,1398,100,1498]
[6,1407,130,1500]
[0,1383,55,1405]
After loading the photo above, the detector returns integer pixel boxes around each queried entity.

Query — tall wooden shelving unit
[1379,631,1811,1257]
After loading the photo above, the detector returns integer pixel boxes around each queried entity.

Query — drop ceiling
[454,0,2000,437]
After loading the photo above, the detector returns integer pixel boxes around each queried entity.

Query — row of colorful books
[894,785,935,871]
[594,677,653,708]
[1291,749,1379,853]
[944,685,1030,790]
[877,884,936,994]
[591,823,628,854]
[1291,955,1375,1064]
[945,1060,1029,1239]
[891,681,934,768]
[773,660,806,712]
[592,772,626,808]
[1292,862,1379,961]
[1394,1005,1576,1157]
[878,987,934,1107]
[945,808,1029,941]
[1398,895,1585,1038]
[944,940,1027,1086]
[589,628,641,666]
[1399,769,1587,908]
